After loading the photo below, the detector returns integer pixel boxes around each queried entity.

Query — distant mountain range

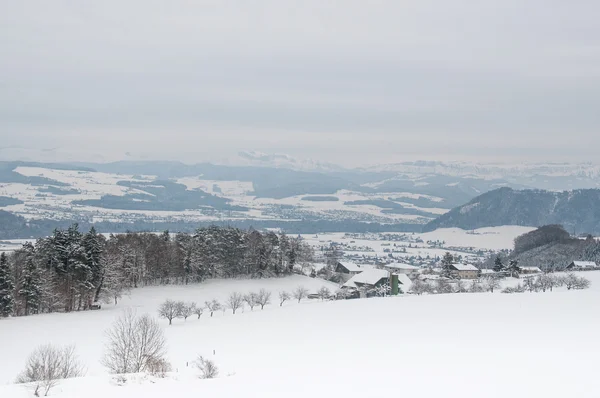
[1,156,600,238]
[424,187,600,234]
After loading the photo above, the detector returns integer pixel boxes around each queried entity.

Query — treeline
[0,224,314,318]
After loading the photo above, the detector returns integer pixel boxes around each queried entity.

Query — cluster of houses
[332,259,598,297]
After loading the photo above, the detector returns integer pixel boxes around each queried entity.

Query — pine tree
[0,252,15,317]
[82,227,105,304]
[441,252,454,278]
[493,256,504,272]
[18,245,42,315]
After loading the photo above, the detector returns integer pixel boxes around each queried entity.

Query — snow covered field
[1,272,599,397]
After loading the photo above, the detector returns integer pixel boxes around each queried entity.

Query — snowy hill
[1,272,599,397]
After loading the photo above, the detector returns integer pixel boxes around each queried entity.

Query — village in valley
[299,228,597,299]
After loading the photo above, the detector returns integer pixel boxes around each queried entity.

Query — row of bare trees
[503,273,591,293]
[156,285,332,325]
[409,278,502,295]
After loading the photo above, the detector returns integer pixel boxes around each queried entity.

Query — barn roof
[385,262,420,270]
[338,261,362,272]
[343,269,390,288]
[571,261,597,267]
[450,263,479,271]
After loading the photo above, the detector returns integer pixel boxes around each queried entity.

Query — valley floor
[1,273,599,397]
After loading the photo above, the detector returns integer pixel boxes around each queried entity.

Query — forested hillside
[0,225,313,318]
[424,188,600,234]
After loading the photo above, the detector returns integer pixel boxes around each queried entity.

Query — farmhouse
[335,261,362,275]
[381,262,420,278]
[449,263,479,279]
[566,261,598,271]
[342,269,390,290]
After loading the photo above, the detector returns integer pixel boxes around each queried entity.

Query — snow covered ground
[1,272,599,397]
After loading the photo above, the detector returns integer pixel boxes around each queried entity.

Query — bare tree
[317,286,331,301]
[227,292,244,314]
[194,355,219,379]
[205,299,221,317]
[193,304,204,319]
[409,280,427,295]
[158,299,179,325]
[454,279,467,293]
[468,281,485,293]
[569,274,591,290]
[243,292,258,311]
[486,278,501,293]
[279,291,291,306]
[435,279,453,294]
[178,301,195,321]
[256,289,272,310]
[101,309,167,374]
[293,286,309,303]
[16,344,85,396]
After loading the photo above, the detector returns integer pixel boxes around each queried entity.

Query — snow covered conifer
[19,245,42,315]
[0,252,15,317]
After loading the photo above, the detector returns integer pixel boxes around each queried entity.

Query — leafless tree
[256,289,272,309]
[16,344,85,396]
[178,301,195,321]
[279,291,291,306]
[227,292,244,314]
[158,299,179,325]
[317,286,332,300]
[435,279,453,294]
[194,355,219,379]
[468,281,485,293]
[486,278,501,293]
[409,280,427,295]
[101,309,167,374]
[243,292,258,311]
[193,304,204,319]
[293,286,309,303]
[205,299,221,317]
[454,279,468,293]
[568,274,591,290]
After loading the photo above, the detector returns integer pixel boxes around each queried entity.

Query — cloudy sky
[1,1,599,166]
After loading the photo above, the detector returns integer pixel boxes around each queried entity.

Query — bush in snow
[279,291,291,306]
[501,284,525,294]
[485,278,501,293]
[16,344,85,396]
[194,356,219,379]
[468,281,485,293]
[158,299,179,325]
[256,289,272,309]
[564,273,591,290]
[102,309,167,374]
[454,279,468,293]
[227,292,244,314]
[435,279,453,294]
[293,286,309,303]
[146,357,172,377]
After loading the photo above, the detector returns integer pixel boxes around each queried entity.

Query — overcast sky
[1,1,599,166]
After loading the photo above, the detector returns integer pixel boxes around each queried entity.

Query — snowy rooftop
[572,261,597,267]
[338,261,362,272]
[451,263,479,271]
[396,273,413,292]
[520,266,542,272]
[343,269,390,288]
[384,262,420,270]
